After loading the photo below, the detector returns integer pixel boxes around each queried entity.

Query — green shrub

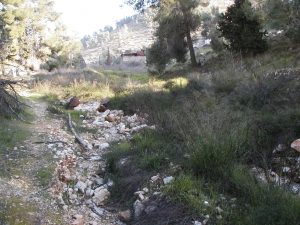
[190,139,235,179]
[261,0,290,30]
[189,118,249,180]
[40,58,60,71]
[212,68,245,94]
[36,167,53,187]
[107,131,176,172]
[110,90,172,118]
[163,175,214,214]
[130,131,172,171]
[251,108,300,156]
[233,69,300,109]
[106,142,132,174]
[245,192,300,225]
[146,39,171,74]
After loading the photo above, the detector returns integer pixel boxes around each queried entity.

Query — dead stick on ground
[68,113,91,151]
[34,141,68,145]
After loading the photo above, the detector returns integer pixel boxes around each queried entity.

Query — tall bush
[146,38,171,73]
[218,0,268,55]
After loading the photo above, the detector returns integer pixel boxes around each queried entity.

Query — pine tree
[105,48,112,65]
[1,0,81,73]
[169,0,202,66]
[146,38,170,73]
[263,0,300,43]
[218,0,268,55]
[127,0,160,11]
[128,0,208,67]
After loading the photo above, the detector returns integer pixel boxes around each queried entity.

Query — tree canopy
[0,0,81,74]
[261,0,300,43]
[126,0,160,11]
[128,0,216,71]
[127,0,209,70]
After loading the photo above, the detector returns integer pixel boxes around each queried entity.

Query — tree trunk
[0,58,5,77]
[185,25,197,67]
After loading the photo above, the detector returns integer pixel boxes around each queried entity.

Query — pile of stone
[48,99,155,224]
[250,140,300,195]
[74,101,155,144]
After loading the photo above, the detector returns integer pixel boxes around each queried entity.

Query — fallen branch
[90,204,105,217]
[33,140,68,145]
[68,113,91,151]
[0,79,18,85]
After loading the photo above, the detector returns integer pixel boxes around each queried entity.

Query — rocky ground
[49,100,157,225]
[251,143,300,195]
[0,96,156,225]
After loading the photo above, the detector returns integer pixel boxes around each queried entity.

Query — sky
[53,0,136,37]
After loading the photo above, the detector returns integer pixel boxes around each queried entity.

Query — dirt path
[0,100,65,224]
[0,98,126,225]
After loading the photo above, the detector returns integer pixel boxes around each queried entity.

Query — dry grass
[32,78,114,101]
[31,68,189,102]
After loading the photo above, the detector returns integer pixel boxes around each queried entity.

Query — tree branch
[68,113,91,151]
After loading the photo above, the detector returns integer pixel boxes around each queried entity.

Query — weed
[106,141,132,174]
[0,198,37,224]
[229,166,300,225]
[163,175,212,214]
[233,69,300,110]
[36,166,54,187]
[0,118,29,153]
[107,131,174,172]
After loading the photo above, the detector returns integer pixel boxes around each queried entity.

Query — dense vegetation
[106,43,300,224]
